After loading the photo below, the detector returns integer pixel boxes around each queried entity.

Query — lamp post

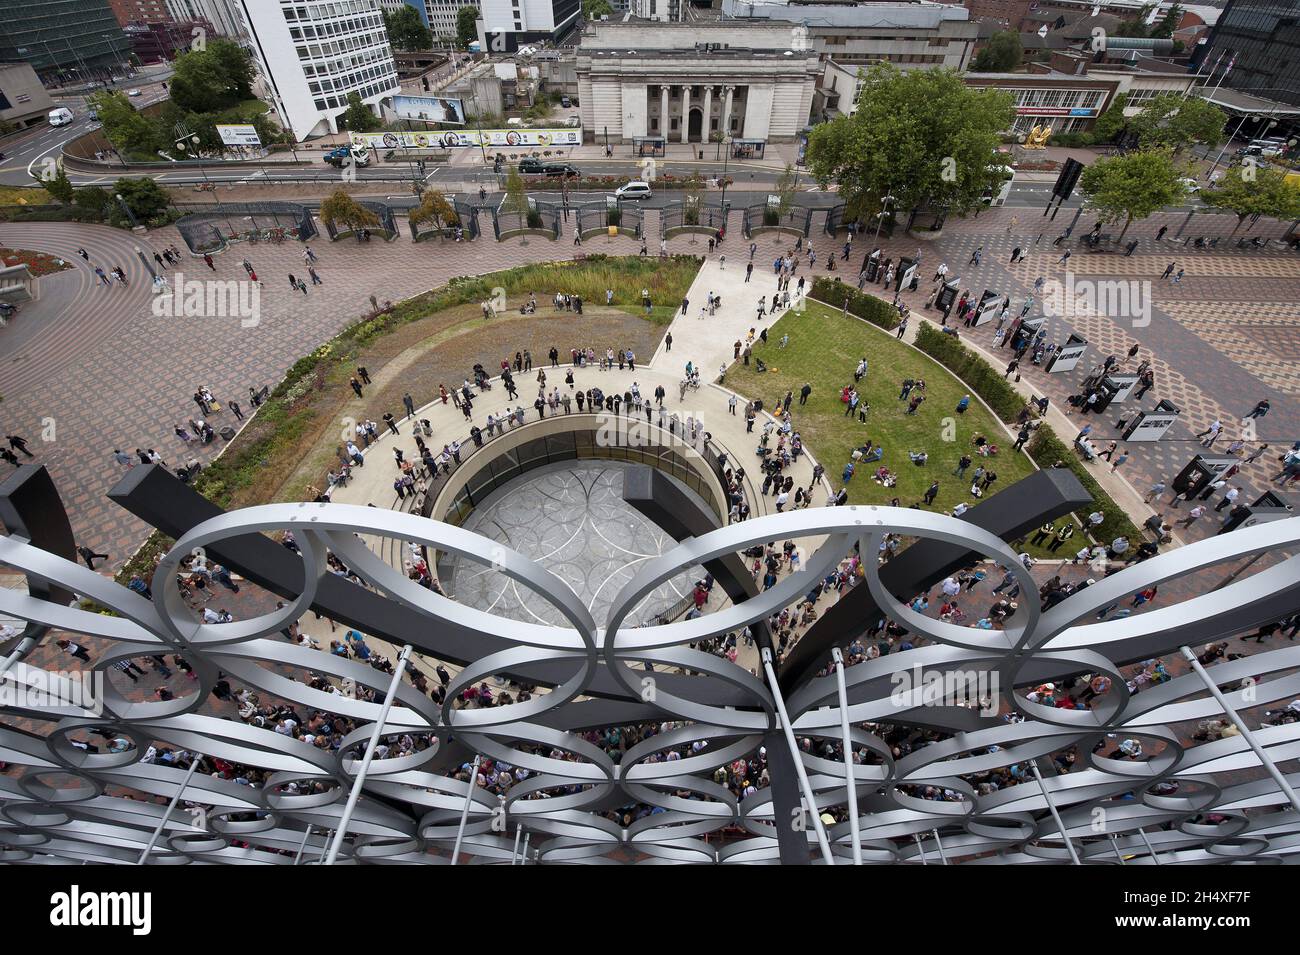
[177,134,222,212]
[117,193,139,230]
[873,193,896,244]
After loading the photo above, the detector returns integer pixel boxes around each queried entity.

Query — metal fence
[323,200,399,241]
[174,202,318,254]
[574,200,643,238]
[742,203,812,238]
[491,201,560,240]
[660,200,730,235]
[409,198,481,242]
[824,203,849,236]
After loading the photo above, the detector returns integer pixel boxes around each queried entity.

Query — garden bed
[0,247,73,277]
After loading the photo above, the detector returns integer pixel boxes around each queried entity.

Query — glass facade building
[0,0,132,81]
[1202,0,1300,107]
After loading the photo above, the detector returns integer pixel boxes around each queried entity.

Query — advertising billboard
[393,94,467,126]
[351,127,582,150]
[216,124,261,147]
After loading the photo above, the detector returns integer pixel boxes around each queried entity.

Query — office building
[0,60,55,128]
[108,0,173,25]
[478,0,581,52]
[1199,0,1300,108]
[166,0,247,38]
[233,0,401,140]
[0,0,133,80]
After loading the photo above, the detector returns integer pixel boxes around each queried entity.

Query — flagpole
[1207,50,1234,104]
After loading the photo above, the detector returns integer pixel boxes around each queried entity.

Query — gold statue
[1023,124,1053,149]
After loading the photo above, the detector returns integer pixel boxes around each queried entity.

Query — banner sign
[1046,333,1087,373]
[393,94,466,126]
[351,128,582,150]
[216,124,261,147]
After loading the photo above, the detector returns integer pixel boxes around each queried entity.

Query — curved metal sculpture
[2,463,1300,865]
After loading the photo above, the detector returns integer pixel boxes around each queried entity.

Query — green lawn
[730,301,1045,537]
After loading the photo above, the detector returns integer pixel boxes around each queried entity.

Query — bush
[1026,425,1142,544]
[606,208,621,227]
[763,208,780,227]
[526,209,544,229]
[810,276,899,331]
[912,324,1030,422]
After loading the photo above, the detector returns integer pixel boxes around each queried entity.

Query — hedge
[1026,425,1143,545]
[913,324,1032,423]
[811,277,900,331]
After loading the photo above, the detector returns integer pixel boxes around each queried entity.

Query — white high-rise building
[422,0,480,41]
[166,0,246,38]
[478,0,580,52]
[232,0,401,140]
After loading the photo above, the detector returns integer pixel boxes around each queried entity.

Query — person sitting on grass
[909,450,928,466]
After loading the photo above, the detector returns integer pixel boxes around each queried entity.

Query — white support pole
[913,832,927,865]
[1031,762,1081,865]
[1108,833,1126,865]
[1180,646,1300,814]
[450,754,482,865]
[932,828,950,865]
[831,648,862,865]
[292,824,314,865]
[317,830,333,864]
[1136,827,1162,865]
[761,648,835,865]
[137,752,203,864]
[521,832,531,865]
[510,823,523,865]
[326,644,413,865]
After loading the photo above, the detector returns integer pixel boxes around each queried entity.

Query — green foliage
[502,167,529,217]
[409,189,460,232]
[584,0,614,16]
[971,31,1023,72]
[339,92,382,132]
[72,186,110,221]
[1080,150,1187,241]
[806,64,1015,224]
[1091,91,1129,142]
[526,209,544,229]
[1201,166,1300,230]
[1026,426,1142,543]
[1152,3,1183,37]
[383,5,433,50]
[89,90,169,158]
[320,189,381,233]
[811,277,900,331]
[912,324,1030,422]
[1129,93,1225,153]
[169,38,254,114]
[606,207,621,226]
[43,164,75,204]
[456,6,479,47]
[109,177,171,226]
[775,162,797,218]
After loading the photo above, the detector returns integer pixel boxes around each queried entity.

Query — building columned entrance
[688,107,704,143]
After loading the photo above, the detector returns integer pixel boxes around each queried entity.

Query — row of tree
[805,63,1300,243]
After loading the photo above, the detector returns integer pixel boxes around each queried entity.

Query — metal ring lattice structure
[3,482,1300,865]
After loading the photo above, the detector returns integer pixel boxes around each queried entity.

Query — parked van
[48,107,74,127]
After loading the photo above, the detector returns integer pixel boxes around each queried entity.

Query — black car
[519,158,579,178]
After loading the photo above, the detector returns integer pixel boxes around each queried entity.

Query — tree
[320,190,380,234]
[1200,166,1300,234]
[339,92,381,132]
[409,189,460,233]
[88,90,168,158]
[502,167,529,218]
[805,64,1015,226]
[1152,3,1183,37]
[43,164,75,204]
[1129,93,1225,153]
[169,39,253,113]
[72,186,110,221]
[110,177,172,226]
[1091,91,1129,143]
[1079,150,1186,242]
[775,162,797,218]
[456,6,479,48]
[583,0,614,18]
[970,31,1023,72]
[383,6,433,51]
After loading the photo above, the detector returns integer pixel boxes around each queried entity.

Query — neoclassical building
[575,21,819,144]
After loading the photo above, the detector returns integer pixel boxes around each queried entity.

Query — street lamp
[116,193,139,230]
[177,134,222,211]
[873,194,896,244]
